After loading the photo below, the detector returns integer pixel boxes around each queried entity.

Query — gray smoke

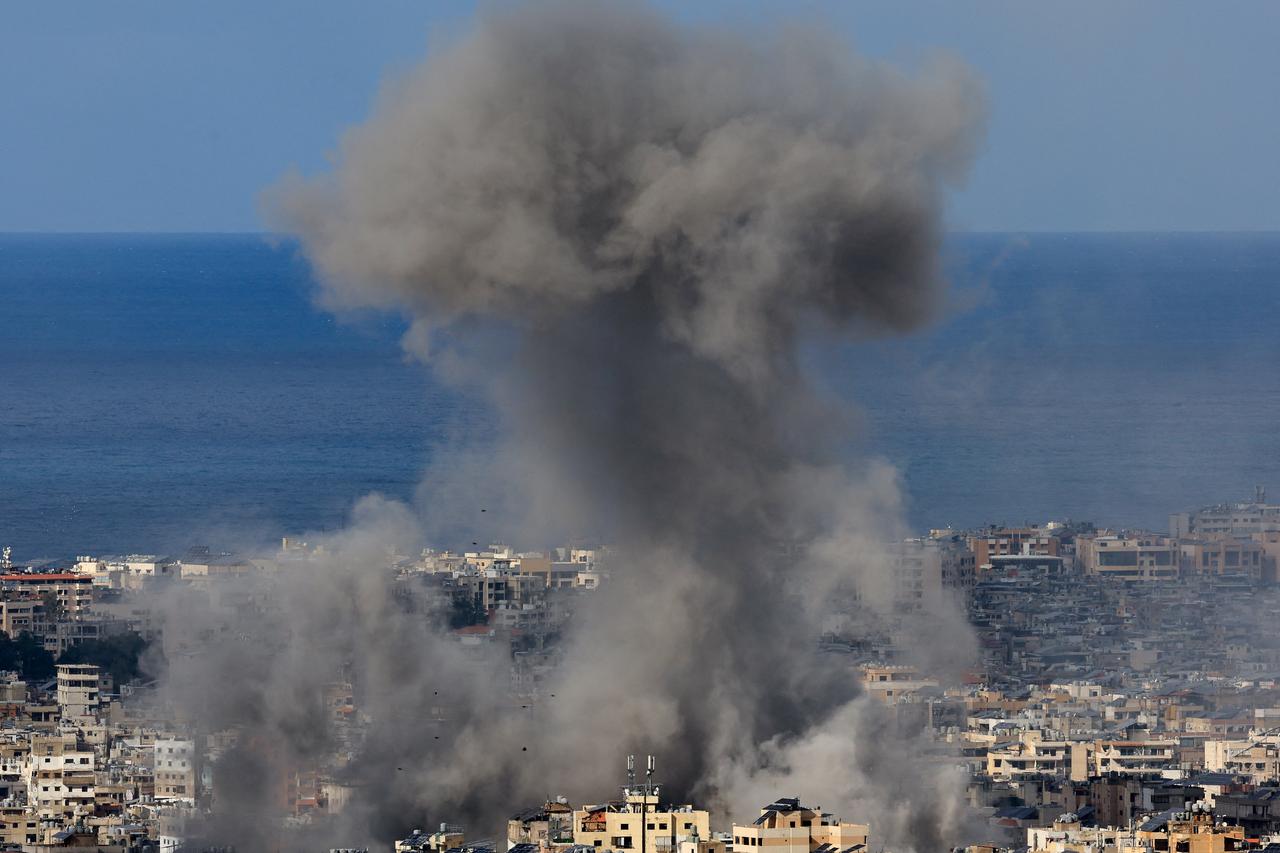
[162,2,984,850]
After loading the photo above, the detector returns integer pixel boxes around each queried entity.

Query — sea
[2,232,1279,559]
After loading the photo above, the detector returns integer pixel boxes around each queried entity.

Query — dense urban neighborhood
[3,492,1280,850]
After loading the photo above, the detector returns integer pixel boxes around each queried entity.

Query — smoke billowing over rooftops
[161,1,988,849]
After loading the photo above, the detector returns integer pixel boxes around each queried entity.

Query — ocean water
[2,232,1279,558]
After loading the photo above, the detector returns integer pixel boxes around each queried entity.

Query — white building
[154,738,196,802]
[56,664,100,724]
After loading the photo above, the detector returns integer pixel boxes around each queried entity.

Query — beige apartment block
[574,791,711,853]
[1076,533,1178,580]
[986,731,1087,782]
[23,732,95,821]
[730,798,868,853]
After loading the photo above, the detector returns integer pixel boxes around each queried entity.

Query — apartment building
[574,790,711,853]
[56,664,101,724]
[0,573,93,616]
[154,737,196,802]
[1179,539,1267,578]
[970,527,1065,570]
[508,800,575,849]
[730,797,868,853]
[1087,738,1178,778]
[1204,732,1280,782]
[893,536,976,612]
[1076,534,1178,580]
[1027,807,1246,853]
[986,732,1086,782]
[0,598,44,639]
[860,665,940,705]
[1170,491,1280,538]
[23,733,95,821]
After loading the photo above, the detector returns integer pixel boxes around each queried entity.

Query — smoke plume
[163,2,984,850]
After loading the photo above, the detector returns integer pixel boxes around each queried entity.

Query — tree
[57,632,150,685]
[0,632,55,682]
[447,593,489,629]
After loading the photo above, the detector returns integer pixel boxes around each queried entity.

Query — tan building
[1205,732,1280,782]
[1087,738,1178,778]
[730,798,868,853]
[0,802,40,847]
[574,790,712,853]
[0,598,43,639]
[986,731,1086,782]
[970,527,1063,571]
[0,573,93,616]
[1179,538,1267,578]
[177,553,251,579]
[509,800,574,849]
[1076,534,1178,580]
[860,665,939,705]
[23,733,95,821]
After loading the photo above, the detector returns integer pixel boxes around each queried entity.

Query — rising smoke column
[261,1,982,849]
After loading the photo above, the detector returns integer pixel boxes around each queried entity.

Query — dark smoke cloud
[164,2,986,849]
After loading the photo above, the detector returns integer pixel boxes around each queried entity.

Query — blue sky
[2,1,1277,232]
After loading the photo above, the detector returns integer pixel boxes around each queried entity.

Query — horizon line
[2,228,1280,237]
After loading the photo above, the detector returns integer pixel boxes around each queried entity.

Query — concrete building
[730,797,868,853]
[177,551,251,580]
[1027,807,1246,852]
[56,664,101,724]
[0,573,93,617]
[0,598,43,639]
[508,800,574,849]
[1087,738,1178,778]
[1204,731,1280,782]
[1179,538,1267,579]
[1170,489,1280,538]
[986,732,1085,782]
[1076,534,1179,580]
[574,790,711,853]
[23,733,95,821]
[154,738,196,802]
[860,665,940,705]
[893,536,975,612]
[970,527,1065,572]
